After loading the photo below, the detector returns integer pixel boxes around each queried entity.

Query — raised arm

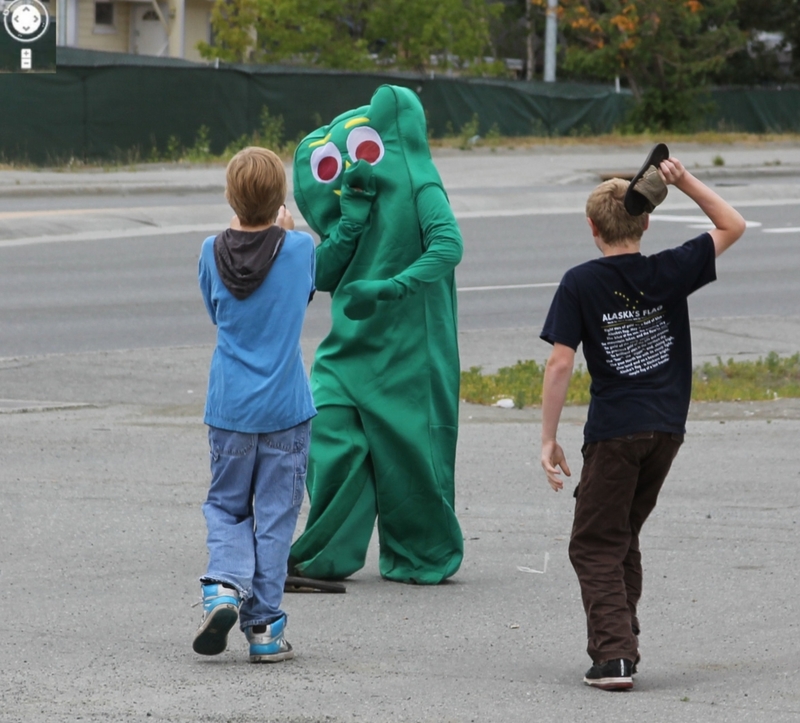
[659,158,746,257]
[315,162,376,292]
[540,342,575,492]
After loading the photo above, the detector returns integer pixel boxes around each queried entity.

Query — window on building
[95,2,114,25]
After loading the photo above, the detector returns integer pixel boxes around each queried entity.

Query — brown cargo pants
[569,430,684,664]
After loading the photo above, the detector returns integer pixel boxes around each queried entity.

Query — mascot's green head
[293,84,442,238]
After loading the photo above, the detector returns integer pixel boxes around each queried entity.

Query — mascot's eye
[310,143,343,184]
[346,127,385,165]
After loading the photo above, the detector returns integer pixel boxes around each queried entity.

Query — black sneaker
[583,658,634,690]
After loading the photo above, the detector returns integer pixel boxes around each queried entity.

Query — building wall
[63,0,209,59]
[183,0,210,62]
[77,0,130,53]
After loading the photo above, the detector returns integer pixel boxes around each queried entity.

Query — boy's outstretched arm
[659,158,746,257]
[541,342,575,492]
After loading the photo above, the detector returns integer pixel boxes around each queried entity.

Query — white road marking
[650,214,711,223]
[0,224,225,248]
[0,202,783,248]
[762,227,800,233]
[458,282,558,292]
[651,214,762,228]
[453,207,583,219]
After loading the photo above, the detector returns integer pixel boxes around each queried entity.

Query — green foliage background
[196,1,800,131]
[198,0,504,74]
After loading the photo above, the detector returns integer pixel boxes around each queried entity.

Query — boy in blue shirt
[193,146,317,663]
[540,154,746,690]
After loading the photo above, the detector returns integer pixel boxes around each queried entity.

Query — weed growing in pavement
[184,125,213,162]
[443,114,483,150]
[485,123,502,146]
[693,352,800,402]
[460,360,593,409]
[165,135,184,162]
[223,106,298,159]
[460,353,800,408]
[458,114,481,150]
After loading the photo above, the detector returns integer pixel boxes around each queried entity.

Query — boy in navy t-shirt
[540,156,746,690]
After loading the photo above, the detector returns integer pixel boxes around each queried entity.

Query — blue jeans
[202,420,310,629]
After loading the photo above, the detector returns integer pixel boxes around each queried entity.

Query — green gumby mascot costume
[289,85,464,584]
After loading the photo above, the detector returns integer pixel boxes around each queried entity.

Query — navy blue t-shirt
[540,233,716,444]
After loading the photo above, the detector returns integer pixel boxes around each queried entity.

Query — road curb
[0,183,226,198]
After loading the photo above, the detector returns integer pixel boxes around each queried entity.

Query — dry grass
[4,131,800,170]
[429,131,800,152]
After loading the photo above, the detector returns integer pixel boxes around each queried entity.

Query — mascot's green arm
[388,184,463,298]
[314,163,377,293]
[314,221,363,292]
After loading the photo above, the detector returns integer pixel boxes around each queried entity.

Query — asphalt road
[1,148,799,723]
[1,188,799,357]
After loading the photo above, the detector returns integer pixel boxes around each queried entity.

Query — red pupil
[355,141,380,163]
[317,156,339,181]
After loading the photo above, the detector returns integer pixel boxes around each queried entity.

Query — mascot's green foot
[284,574,347,594]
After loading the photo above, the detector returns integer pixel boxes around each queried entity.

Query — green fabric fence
[707,87,800,133]
[0,49,631,163]
[1,48,798,163]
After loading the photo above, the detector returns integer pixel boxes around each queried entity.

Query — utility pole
[544,0,557,82]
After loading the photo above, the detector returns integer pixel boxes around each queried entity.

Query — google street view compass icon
[3,0,50,43]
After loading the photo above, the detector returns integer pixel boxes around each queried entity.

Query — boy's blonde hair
[225,147,286,227]
[585,178,648,246]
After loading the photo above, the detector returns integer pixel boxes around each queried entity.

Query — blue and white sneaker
[192,583,240,656]
[245,616,294,663]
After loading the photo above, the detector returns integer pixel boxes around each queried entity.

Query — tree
[255,0,374,68]
[720,0,800,84]
[198,0,373,67]
[560,0,746,130]
[198,0,504,75]
[484,0,550,80]
[197,0,260,63]
[367,0,504,73]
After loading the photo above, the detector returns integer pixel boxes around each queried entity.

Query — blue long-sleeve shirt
[199,229,317,433]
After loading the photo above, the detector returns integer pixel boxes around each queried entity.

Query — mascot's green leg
[369,419,464,584]
[289,405,377,580]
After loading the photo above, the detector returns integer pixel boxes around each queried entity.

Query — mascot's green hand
[340,160,377,228]
[342,279,400,320]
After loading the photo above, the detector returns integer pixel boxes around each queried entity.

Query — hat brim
[624,143,670,216]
